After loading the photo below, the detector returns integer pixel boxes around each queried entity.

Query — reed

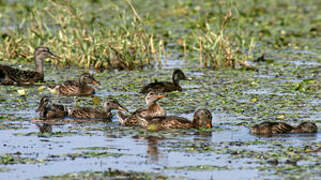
[0,0,161,70]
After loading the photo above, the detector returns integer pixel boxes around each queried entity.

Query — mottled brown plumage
[291,122,317,133]
[250,121,318,135]
[0,47,60,85]
[140,69,190,94]
[50,73,100,96]
[118,91,166,126]
[139,109,213,130]
[36,96,68,120]
[68,99,128,120]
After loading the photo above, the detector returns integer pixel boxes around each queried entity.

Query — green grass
[0,0,320,69]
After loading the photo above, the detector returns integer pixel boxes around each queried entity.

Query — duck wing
[140,81,177,93]
[0,65,43,85]
[147,116,193,129]
[40,104,67,119]
[57,80,81,96]
[271,122,293,134]
[120,108,145,126]
[57,80,94,96]
[51,104,68,115]
[68,107,107,119]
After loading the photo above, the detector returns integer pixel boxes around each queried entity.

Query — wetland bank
[0,0,321,179]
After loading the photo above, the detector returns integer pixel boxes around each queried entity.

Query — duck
[117,91,166,126]
[0,47,60,85]
[250,121,318,135]
[49,73,100,96]
[68,98,128,120]
[36,96,68,120]
[139,109,213,130]
[140,69,191,94]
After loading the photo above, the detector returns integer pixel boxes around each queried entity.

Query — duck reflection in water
[145,136,163,162]
[36,123,53,134]
[132,135,163,162]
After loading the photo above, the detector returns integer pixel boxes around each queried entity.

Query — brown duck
[36,96,68,120]
[140,69,190,94]
[50,73,100,96]
[0,47,60,85]
[117,91,166,126]
[139,109,213,130]
[68,98,128,120]
[250,121,318,135]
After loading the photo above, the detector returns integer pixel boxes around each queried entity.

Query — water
[0,55,320,179]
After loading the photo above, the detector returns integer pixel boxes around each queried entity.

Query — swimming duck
[68,98,128,120]
[117,91,166,126]
[0,47,60,85]
[140,69,190,94]
[49,73,100,96]
[36,96,68,120]
[250,121,318,135]
[139,109,213,130]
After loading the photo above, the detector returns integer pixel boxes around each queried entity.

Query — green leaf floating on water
[17,89,27,96]
[92,96,102,105]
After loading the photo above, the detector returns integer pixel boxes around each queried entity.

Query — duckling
[0,47,60,85]
[49,73,100,96]
[140,69,190,94]
[68,98,128,120]
[117,91,166,126]
[139,109,213,130]
[250,121,318,135]
[36,96,68,120]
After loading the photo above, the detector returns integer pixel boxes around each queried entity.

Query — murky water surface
[0,50,321,180]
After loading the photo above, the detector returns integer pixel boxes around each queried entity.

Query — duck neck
[35,56,44,74]
[146,100,157,107]
[147,103,165,117]
[104,106,112,113]
[78,78,86,87]
[192,118,199,128]
[172,76,180,86]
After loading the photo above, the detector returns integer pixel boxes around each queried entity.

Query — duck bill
[206,123,212,128]
[184,77,192,80]
[157,94,165,99]
[117,105,128,112]
[49,52,61,60]
[92,80,101,86]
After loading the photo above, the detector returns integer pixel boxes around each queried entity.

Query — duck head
[172,69,190,84]
[145,91,165,106]
[34,47,60,74]
[35,47,60,60]
[193,108,213,128]
[104,99,128,112]
[36,96,51,112]
[79,73,101,86]
[295,122,317,133]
